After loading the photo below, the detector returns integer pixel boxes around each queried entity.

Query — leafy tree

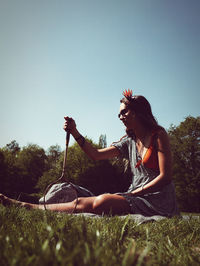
[35,168,61,194]
[78,158,130,195]
[168,116,200,212]
[0,141,48,197]
[16,144,47,193]
[64,138,100,184]
[46,144,62,169]
[0,143,21,197]
[6,140,20,154]
[35,145,62,193]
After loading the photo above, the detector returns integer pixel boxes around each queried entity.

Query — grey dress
[112,136,179,217]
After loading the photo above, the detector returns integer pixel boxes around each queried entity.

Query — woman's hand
[63,116,77,135]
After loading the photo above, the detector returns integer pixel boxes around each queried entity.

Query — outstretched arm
[64,117,120,160]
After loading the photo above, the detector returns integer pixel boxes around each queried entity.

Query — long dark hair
[120,95,164,132]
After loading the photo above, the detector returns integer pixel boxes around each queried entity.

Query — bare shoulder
[157,128,169,140]
[156,128,171,152]
[155,129,172,180]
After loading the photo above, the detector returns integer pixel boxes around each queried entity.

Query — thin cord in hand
[43,131,78,212]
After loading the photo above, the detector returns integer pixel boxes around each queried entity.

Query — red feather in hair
[123,89,133,99]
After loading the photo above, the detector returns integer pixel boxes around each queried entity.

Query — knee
[73,197,94,213]
[73,194,111,214]
[92,194,109,212]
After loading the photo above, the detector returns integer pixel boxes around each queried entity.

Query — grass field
[0,205,200,266]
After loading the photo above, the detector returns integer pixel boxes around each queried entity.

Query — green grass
[0,206,200,266]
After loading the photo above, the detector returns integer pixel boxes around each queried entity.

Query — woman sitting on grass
[0,89,179,216]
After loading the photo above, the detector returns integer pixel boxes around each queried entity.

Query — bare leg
[0,193,37,209]
[0,193,131,215]
[39,196,96,212]
[38,194,131,215]
[91,194,131,215]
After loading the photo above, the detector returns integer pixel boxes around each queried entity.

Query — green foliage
[46,145,62,169]
[0,143,47,197]
[16,144,47,190]
[65,138,96,184]
[168,116,200,212]
[0,145,23,196]
[6,140,20,154]
[0,206,200,265]
[35,145,63,193]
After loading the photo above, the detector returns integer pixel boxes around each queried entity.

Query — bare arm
[64,117,120,160]
[131,130,172,196]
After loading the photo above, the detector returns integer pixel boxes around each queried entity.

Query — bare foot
[0,193,12,206]
[0,193,37,210]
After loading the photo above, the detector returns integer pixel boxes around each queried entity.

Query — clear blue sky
[1,0,200,150]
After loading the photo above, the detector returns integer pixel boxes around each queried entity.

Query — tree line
[0,116,199,212]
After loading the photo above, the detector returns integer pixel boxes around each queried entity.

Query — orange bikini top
[135,131,159,170]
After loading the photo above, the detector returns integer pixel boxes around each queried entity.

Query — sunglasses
[118,108,129,119]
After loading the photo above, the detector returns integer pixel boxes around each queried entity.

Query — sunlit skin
[0,102,172,214]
